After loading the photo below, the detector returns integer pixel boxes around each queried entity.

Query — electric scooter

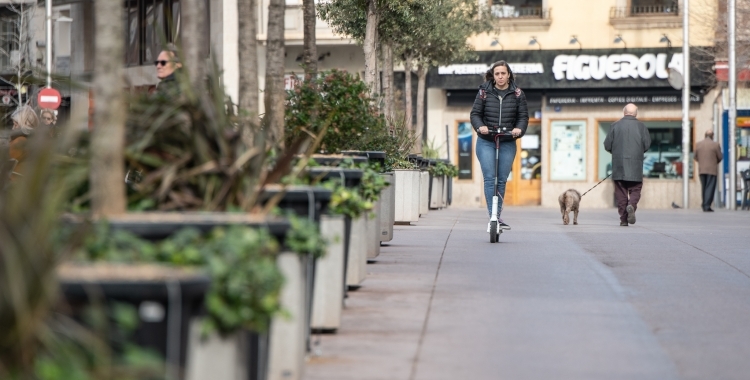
[489,126,514,243]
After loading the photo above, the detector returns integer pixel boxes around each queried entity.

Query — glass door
[506,123,542,206]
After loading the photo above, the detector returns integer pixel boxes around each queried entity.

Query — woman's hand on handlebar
[478,126,489,135]
[512,128,522,138]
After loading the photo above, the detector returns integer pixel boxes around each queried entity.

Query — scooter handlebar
[489,126,514,138]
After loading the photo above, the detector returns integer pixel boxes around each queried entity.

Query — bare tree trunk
[302,0,317,79]
[90,0,126,216]
[182,0,208,97]
[264,0,286,147]
[383,43,394,120]
[363,0,378,96]
[238,0,264,194]
[238,0,259,150]
[238,0,259,117]
[415,63,427,153]
[404,56,413,128]
[374,27,381,103]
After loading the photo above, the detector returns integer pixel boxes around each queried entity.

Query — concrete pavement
[304,206,750,380]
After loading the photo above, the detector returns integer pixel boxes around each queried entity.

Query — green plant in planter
[339,161,389,203]
[429,161,459,178]
[326,184,373,219]
[75,224,285,335]
[285,69,386,155]
[285,70,419,172]
[281,213,328,260]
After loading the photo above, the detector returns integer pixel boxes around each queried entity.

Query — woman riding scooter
[470,61,529,235]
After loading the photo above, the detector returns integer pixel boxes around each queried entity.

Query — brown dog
[558,189,581,225]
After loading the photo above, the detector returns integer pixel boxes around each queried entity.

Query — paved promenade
[304,206,750,380]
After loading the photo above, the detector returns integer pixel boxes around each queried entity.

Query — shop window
[550,121,586,181]
[124,0,182,67]
[598,120,693,180]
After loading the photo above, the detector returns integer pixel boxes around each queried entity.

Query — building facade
[18,0,727,209]
[426,0,721,210]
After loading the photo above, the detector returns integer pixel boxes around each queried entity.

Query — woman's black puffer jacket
[469,80,529,142]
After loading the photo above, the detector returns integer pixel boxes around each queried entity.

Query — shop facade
[426,48,716,210]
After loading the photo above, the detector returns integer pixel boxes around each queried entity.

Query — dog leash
[581,174,611,197]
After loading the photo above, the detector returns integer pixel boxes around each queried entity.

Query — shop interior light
[528,36,541,50]
[660,34,672,48]
[614,34,627,49]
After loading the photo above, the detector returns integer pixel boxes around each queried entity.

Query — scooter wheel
[489,221,498,243]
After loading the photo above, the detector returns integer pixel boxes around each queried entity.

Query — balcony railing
[610,4,679,18]
[491,6,550,19]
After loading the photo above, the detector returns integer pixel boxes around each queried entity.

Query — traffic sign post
[38,87,62,110]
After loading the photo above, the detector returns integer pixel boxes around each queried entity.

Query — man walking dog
[604,103,651,226]
[694,129,722,212]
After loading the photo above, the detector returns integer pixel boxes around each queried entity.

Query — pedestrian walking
[604,103,651,226]
[470,60,529,231]
[154,44,182,96]
[39,109,57,137]
[694,130,722,212]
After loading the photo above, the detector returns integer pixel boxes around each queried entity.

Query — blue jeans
[476,137,516,217]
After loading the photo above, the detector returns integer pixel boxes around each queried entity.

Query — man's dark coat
[604,115,652,182]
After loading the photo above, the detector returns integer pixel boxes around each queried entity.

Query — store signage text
[552,53,683,81]
[548,93,700,105]
[438,63,544,75]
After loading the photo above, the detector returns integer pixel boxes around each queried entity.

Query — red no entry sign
[38,87,62,110]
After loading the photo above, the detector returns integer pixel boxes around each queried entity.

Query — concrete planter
[366,199,381,259]
[267,251,309,380]
[441,176,449,208]
[346,214,367,287]
[430,175,444,210]
[379,172,395,242]
[186,328,267,380]
[419,171,430,216]
[311,215,346,331]
[394,169,421,223]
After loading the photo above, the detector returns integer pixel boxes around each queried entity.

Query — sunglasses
[154,60,170,67]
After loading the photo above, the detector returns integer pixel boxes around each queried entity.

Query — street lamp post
[728,0,737,209]
[46,0,52,88]
[682,0,690,208]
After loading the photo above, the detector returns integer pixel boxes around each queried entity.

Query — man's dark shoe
[626,205,636,224]
[704,208,715,212]
[620,222,628,226]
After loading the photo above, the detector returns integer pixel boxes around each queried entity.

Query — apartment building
[427,0,721,210]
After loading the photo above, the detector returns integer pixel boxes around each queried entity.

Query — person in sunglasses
[154,44,182,96]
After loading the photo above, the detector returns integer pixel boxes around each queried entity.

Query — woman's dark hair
[485,60,515,83]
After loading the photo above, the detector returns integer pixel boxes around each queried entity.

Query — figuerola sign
[429,48,712,104]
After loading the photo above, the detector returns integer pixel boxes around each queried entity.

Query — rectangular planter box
[394,169,421,223]
[186,328,267,380]
[419,171,430,216]
[366,198,381,259]
[267,251,309,380]
[441,175,449,208]
[379,172,395,242]
[311,215,346,331]
[430,175,444,210]
[345,214,367,287]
